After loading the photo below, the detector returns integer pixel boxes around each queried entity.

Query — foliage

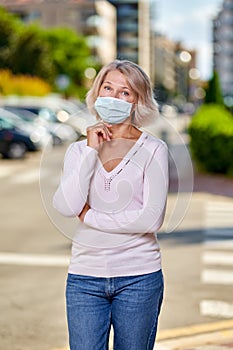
[0,7,22,69]
[0,6,98,100]
[44,27,93,99]
[0,7,53,81]
[205,70,224,105]
[0,70,51,96]
[9,24,55,82]
[189,104,233,175]
[45,27,91,78]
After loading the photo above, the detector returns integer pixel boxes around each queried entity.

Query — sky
[153,0,223,80]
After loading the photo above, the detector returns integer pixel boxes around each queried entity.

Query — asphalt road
[0,140,233,350]
[0,148,70,350]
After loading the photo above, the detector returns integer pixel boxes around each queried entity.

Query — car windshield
[38,107,57,122]
[0,118,15,130]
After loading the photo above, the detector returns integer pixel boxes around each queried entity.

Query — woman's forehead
[103,70,130,88]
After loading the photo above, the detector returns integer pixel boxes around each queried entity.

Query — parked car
[0,108,52,150]
[3,106,79,145]
[1,96,95,136]
[40,96,96,135]
[0,117,47,159]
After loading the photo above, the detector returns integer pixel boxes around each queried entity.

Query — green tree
[0,6,22,69]
[0,7,98,99]
[0,8,53,81]
[189,104,233,174]
[9,25,54,82]
[44,27,95,97]
[205,70,224,105]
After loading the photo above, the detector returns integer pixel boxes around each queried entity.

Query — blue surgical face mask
[94,96,132,124]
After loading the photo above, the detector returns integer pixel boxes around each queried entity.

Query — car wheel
[6,142,27,159]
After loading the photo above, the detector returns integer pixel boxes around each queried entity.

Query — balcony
[118,36,138,49]
[117,51,138,62]
[117,22,138,32]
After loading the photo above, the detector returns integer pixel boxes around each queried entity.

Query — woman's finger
[88,122,112,140]
[87,122,112,148]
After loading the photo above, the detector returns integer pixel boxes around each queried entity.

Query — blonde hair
[86,60,159,127]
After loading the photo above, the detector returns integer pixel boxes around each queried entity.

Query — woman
[53,60,169,350]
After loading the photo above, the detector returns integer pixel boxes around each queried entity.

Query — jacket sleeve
[53,142,98,217]
[84,142,169,233]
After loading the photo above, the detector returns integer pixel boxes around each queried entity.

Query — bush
[189,104,233,175]
[0,69,51,96]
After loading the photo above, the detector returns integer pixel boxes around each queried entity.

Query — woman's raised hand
[87,121,112,149]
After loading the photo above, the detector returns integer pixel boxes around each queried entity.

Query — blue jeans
[66,270,164,350]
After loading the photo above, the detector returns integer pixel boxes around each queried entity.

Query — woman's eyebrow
[103,80,130,90]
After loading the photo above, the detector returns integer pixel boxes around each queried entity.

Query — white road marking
[202,251,233,266]
[200,300,233,318]
[205,202,233,228]
[10,169,39,184]
[201,269,233,285]
[204,201,233,243]
[201,203,233,321]
[206,218,233,225]
[0,167,14,178]
[0,252,69,267]
[206,201,233,209]
[203,239,233,249]
[0,164,60,185]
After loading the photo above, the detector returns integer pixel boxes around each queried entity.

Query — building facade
[105,0,152,78]
[0,0,96,33]
[153,35,176,94]
[153,34,198,102]
[213,0,233,99]
[1,0,152,76]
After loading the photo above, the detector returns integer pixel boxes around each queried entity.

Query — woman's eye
[122,91,129,96]
[104,86,111,91]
